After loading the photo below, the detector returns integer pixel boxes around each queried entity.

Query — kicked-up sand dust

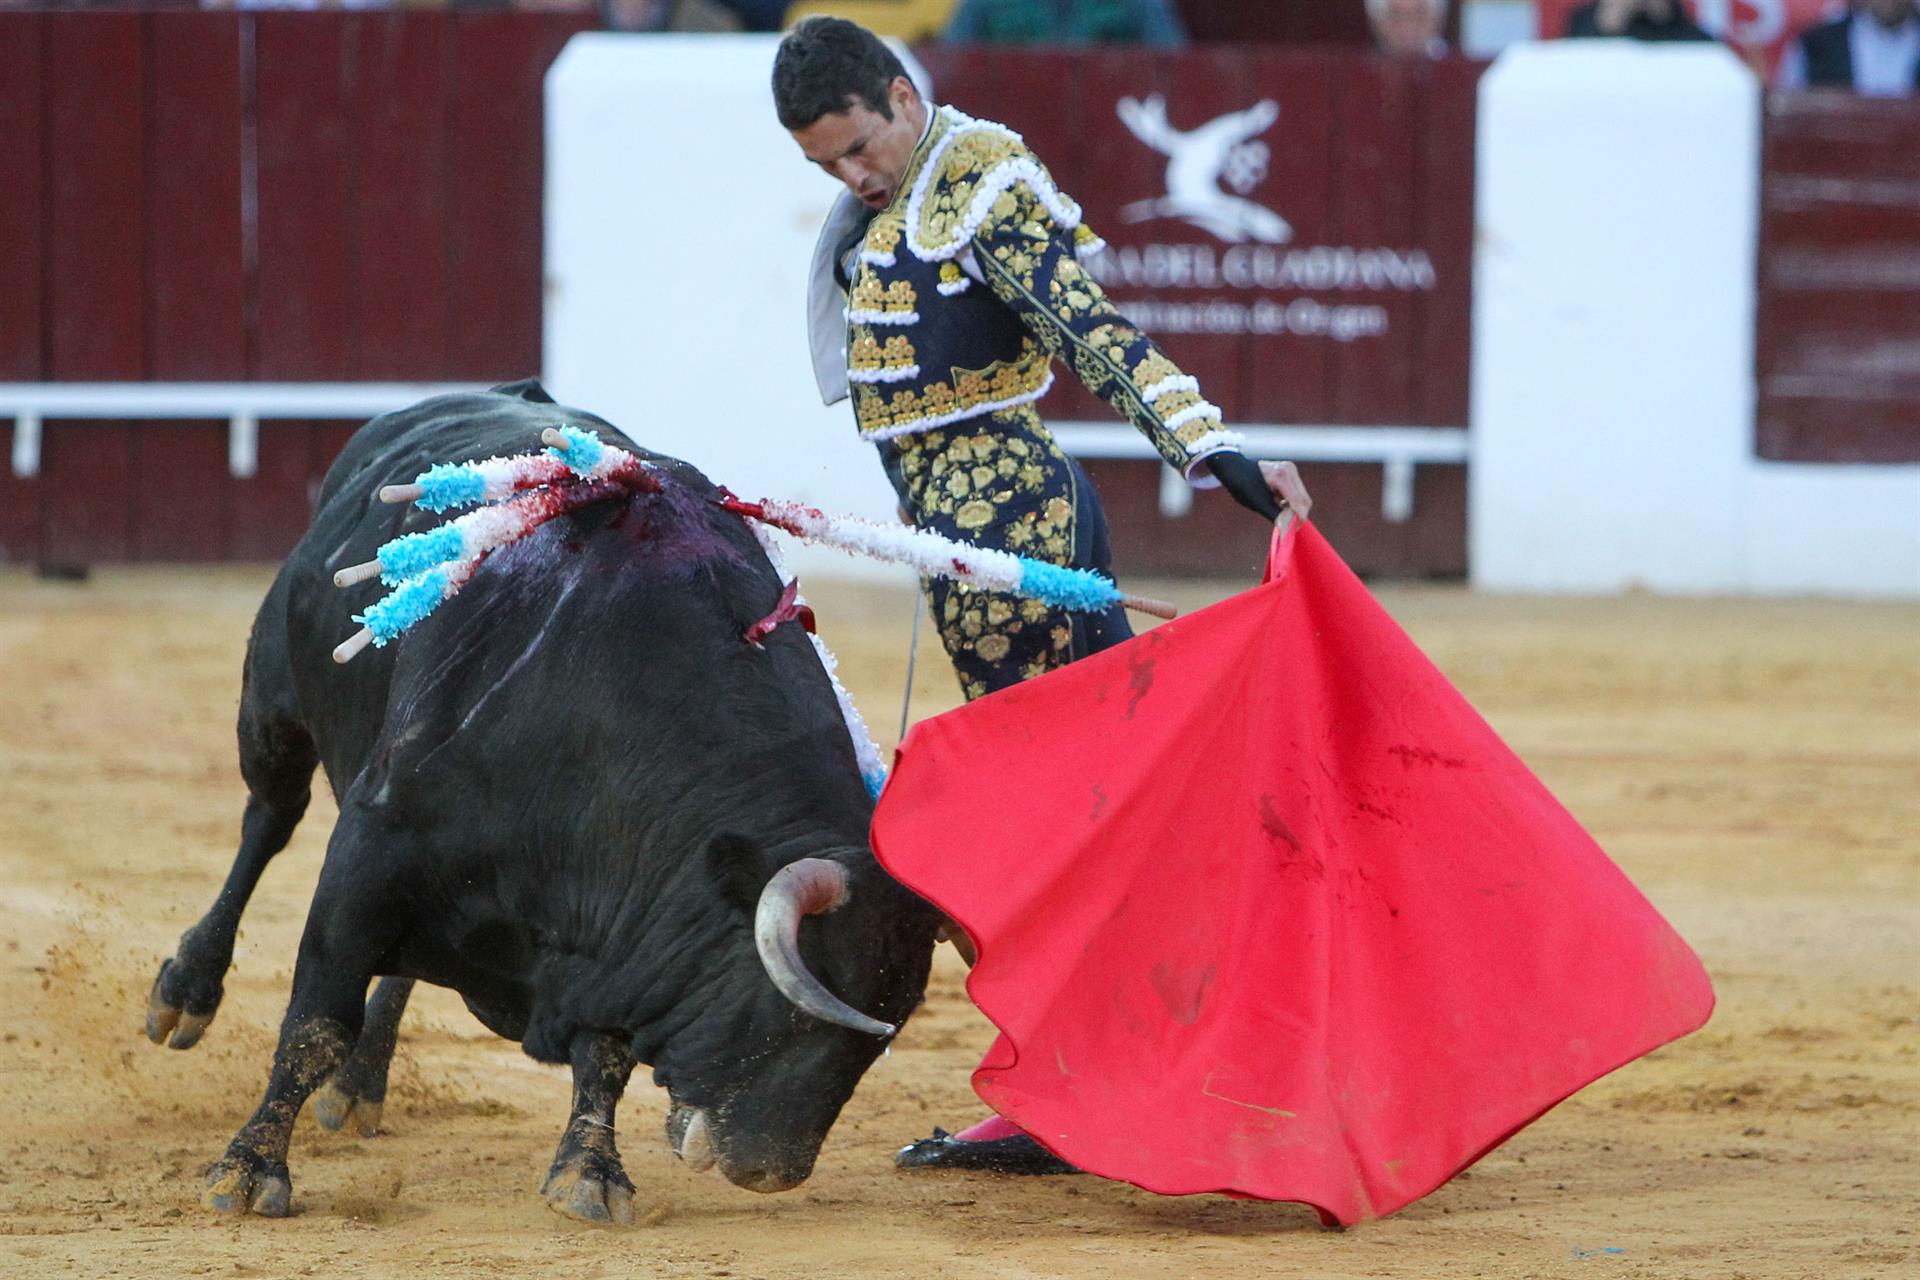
[0,564,1914,1279]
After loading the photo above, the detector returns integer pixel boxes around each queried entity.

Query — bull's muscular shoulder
[905,107,1085,262]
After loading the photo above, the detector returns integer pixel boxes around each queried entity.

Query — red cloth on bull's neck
[871,521,1713,1224]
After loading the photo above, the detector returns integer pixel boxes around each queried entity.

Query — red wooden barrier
[0,10,594,568]
[0,15,45,556]
[1,21,1475,578]
[1757,92,1920,465]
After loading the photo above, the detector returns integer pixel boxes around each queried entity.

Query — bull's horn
[754,858,895,1038]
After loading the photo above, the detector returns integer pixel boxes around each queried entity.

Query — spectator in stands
[1777,1,1920,94]
[600,0,788,32]
[1368,0,1450,58]
[943,0,1187,46]
[1563,0,1714,42]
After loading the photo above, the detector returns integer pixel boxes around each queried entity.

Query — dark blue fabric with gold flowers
[847,106,1242,700]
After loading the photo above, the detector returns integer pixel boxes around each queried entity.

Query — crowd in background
[7,1,1917,96]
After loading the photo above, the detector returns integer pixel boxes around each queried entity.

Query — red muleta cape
[871,521,1713,1225]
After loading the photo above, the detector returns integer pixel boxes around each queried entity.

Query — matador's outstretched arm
[968,182,1307,524]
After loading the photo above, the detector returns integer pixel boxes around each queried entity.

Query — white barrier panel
[545,34,912,583]
[1471,43,1920,597]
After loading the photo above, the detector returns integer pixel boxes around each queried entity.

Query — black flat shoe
[893,1127,1082,1175]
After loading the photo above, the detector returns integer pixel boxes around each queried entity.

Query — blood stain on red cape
[871,521,1713,1225]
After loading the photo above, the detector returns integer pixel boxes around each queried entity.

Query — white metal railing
[0,387,1469,523]
[1049,423,1470,521]
[0,383,493,479]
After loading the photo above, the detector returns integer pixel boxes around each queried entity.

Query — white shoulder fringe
[905,106,1095,264]
[845,307,921,327]
[849,363,923,384]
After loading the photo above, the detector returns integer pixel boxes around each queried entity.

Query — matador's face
[790,76,928,212]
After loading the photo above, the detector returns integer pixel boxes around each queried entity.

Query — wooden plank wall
[1757,93,1920,465]
[1,24,1478,577]
[0,10,593,567]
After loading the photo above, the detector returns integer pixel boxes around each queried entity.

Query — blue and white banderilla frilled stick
[332,426,1174,663]
[715,490,1178,621]
[328,429,659,663]
[526,426,1174,618]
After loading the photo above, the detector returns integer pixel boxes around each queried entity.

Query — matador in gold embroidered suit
[777,16,1310,1176]
[783,24,1302,705]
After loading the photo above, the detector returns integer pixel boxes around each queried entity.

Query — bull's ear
[706,833,776,915]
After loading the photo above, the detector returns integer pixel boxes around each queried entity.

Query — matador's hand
[1259,460,1311,523]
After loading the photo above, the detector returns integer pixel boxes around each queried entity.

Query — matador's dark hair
[772,16,910,131]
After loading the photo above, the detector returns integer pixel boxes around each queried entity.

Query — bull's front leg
[541,1030,639,1224]
[202,829,392,1218]
[202,1013,354,1217]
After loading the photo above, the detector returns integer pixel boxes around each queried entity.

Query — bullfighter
[772,16,1310,1172]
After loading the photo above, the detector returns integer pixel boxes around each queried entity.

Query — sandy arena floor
[0,564,1914,1280]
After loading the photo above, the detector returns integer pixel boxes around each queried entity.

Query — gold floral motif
[864,216,902,261]
[975,634,1011,663]
[848,275,918,319]
[1151,388,1204,418]
[849,328,883,374]
[1172,416,1223,448]
[955,499,994,529]
[1131,349,1181,389]
[856,353,1049,438]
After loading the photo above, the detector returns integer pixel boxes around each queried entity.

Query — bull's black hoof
[203,1149,293,1218]
[893,1128,1081,1176]
[312,1076,384,1137]
[145,958,221,1050]
[541,1152,636,1225]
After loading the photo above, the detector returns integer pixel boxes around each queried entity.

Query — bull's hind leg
[149,592,319,1049]
[203,820,399,1217]
[541,1031,639,1225]
[313,976,415,1137]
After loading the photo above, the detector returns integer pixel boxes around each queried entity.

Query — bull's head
[650,840,936,1192]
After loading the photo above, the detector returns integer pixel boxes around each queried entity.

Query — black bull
[145,385,939,1220]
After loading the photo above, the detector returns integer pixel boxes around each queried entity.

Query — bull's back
[312,381,638,514]
[280,384,701,796]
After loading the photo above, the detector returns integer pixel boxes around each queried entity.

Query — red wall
[0,10,592,566]
[0,22,1483,578]
[1757,92,1920,465]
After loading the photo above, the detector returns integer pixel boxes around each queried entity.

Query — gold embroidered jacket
[845,105,1242,477]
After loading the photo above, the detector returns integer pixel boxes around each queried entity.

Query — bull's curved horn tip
[755,858,896,1038]
[332,628,374,665]
[332,560,381,589]
[539,428,568,449]
[377,482,424,504]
